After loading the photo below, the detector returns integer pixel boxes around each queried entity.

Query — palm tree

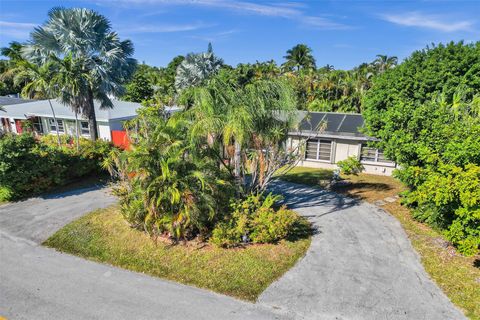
[175,43,223,91]
[0,42,27,94]
[187,77,297,192]
[282,44,316,72]
[23,7,137,140]
[372,55,398,73]
[104,113,224,240]
[13,61,61,145]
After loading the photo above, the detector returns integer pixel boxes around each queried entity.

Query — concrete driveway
[0,182,466,319]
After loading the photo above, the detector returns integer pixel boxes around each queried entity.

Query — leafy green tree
[23,7,137,140]
[0,42,27,95]
[363,41,480,164]
[363,41,480,255]
[123,64,155,102]
[282,44,316,72]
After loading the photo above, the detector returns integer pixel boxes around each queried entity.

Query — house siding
[288,136,396,176]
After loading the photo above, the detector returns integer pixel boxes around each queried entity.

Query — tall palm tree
[373,55,398,73]
[23,7,137,140]
[282,44,316,72]
[175,43,223,91]
[13,61,61,145]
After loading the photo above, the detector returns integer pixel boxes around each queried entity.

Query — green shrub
[0,186,12,202]
[0,133,113,200]
[250,206,299,243]
[336,156,364,175]
[210,192,302,247]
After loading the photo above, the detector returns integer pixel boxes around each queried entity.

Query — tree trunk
[234,140,243,188]
[48,99,61,147]
[87,87,98,140]
[75,111,80,151]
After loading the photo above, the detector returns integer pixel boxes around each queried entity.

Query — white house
[288,112,397,176]
[0,97,180,147]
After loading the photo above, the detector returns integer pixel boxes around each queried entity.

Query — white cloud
[381,12,474,32]
[121,22,211,34]
[302,16,350,30]
[94,0,349,30]
[0,21,37,28]
[189,29,239,42]
[0,20,37,39]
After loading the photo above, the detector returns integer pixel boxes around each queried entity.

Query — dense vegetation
[0,134,113,201]
[110,44,396,113]
[1,6,477,254]
[363,41,480,255]
[104,81,306,245]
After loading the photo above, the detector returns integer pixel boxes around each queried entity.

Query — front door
[15,119,23,134]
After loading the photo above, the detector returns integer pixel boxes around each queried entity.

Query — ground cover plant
[0,133,112,201]
[44,205,311,301]
[281,166,480,319]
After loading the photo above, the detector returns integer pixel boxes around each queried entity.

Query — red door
[15,119,23,134]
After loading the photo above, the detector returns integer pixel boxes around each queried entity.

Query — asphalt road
[0,182,466,319]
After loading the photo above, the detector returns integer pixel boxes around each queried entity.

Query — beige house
[288,112,396,176]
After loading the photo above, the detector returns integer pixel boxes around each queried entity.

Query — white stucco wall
[289,136,396,176]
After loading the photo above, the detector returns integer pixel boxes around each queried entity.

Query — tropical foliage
[22,7,137,140]
[104,105,234,241]
[175,43,223,91]
[0,133,113,201]
[210,192,303,247]
[282,44,316,72]
[363,41,480,255]
[336,156,364,175]
[105,78,305,243]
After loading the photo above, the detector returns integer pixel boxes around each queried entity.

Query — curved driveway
[0,182,466,319]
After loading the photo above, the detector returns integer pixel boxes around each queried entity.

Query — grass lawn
[281,167,480,320]
[44,206,311,301]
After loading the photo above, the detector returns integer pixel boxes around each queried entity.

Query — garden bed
[44,205,311,301]
[280,167,480,319]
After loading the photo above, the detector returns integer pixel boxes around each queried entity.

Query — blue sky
[0,0,478,69]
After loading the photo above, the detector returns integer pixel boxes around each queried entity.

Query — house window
[80,121,90,135]
[360,145,394,164]
[305,139,332,162]
[31,117,43,133]
[49,118,64,133]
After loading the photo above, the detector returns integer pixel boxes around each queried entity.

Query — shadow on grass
[286,217,319,242]
[474,258,480,269]
[333,182,393,199]
[281,171,333,187]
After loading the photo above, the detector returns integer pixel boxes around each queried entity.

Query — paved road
[0,182,466,319]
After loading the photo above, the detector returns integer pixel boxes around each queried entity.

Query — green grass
[280,166,480,320]
[44,206,311,301]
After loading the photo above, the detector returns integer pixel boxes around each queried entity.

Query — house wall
[40,117,112,141]
[288,136,396,176]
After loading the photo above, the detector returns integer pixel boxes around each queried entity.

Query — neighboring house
[288,112,397,176]
[0,97,180,148]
